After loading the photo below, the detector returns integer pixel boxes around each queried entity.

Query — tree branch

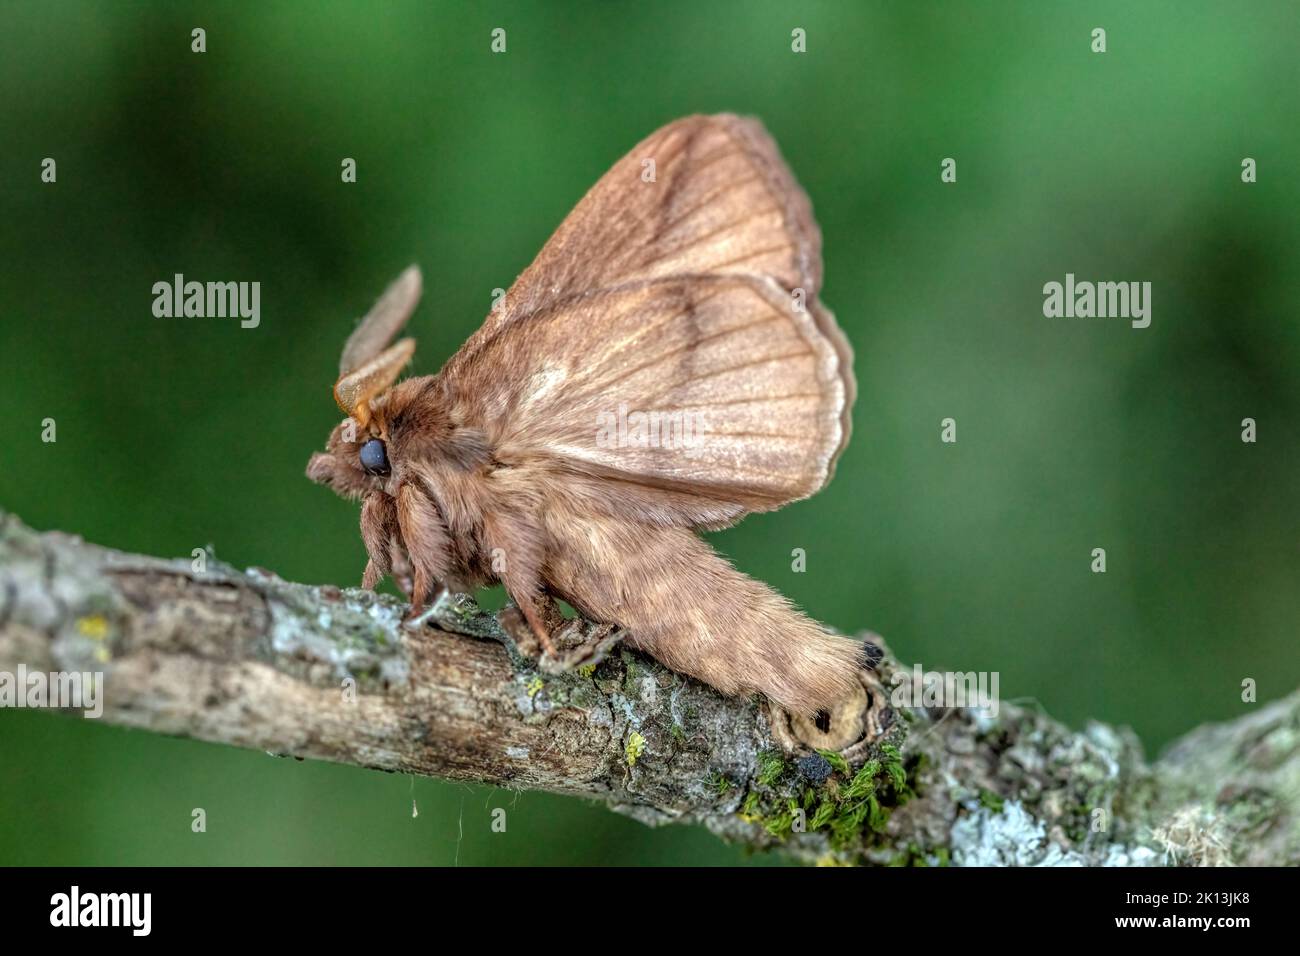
[1,511,1295,865]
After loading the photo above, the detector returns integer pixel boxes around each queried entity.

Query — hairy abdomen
[542,513,862,717]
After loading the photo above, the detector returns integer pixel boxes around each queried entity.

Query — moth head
[306,266,423,499]
[307,378,453,499]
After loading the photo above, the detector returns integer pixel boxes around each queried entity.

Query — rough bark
[0,510,1295,866]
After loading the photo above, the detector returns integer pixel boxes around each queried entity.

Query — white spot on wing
[519,364,567,409]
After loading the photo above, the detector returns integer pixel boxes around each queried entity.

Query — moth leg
[495,605,533,653]
[389,546,415,599]
[533,592,620,665]
[490,599,550,658]
[534,591,568,632]
[543,617,622,675]
[362,558,384,589]
[359,493,397,589]
[483,512,555,656]
[360,491,427,600]
[512,593,557,657]
[395,481,451,620]
[497,591,621,672]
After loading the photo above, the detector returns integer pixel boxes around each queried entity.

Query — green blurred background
[1,1,1296,865]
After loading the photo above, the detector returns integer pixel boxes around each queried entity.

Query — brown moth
[306,114,862,717]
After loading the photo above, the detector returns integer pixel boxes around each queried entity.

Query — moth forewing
[453,273,850,512]
[445,114,828,381]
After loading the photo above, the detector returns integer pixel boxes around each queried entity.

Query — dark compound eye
[359,438,390,477]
